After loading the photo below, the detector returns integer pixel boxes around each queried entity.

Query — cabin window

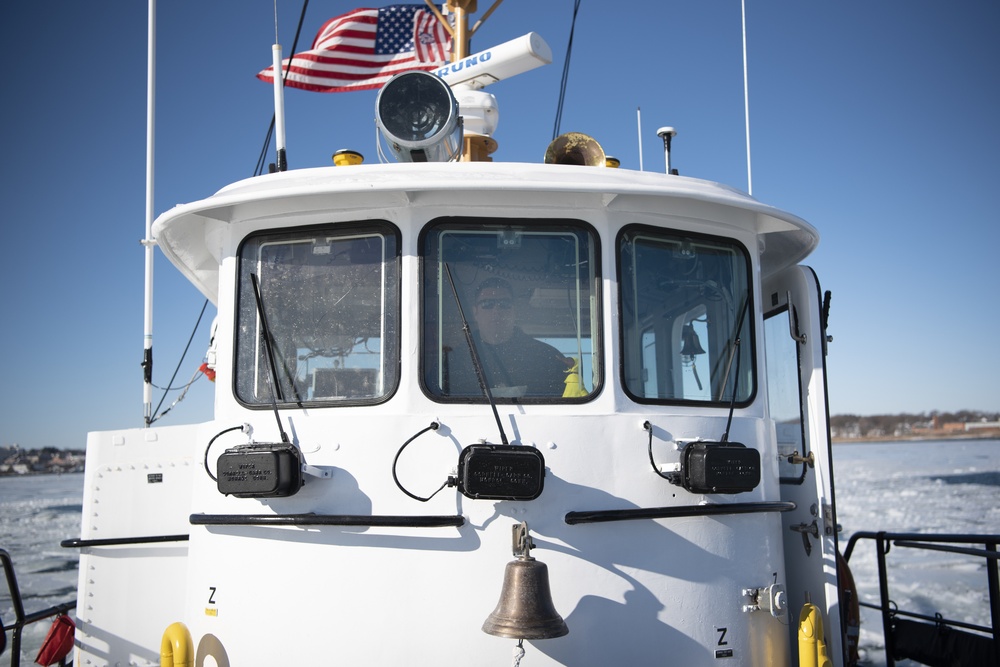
[765,307,809,483]
[234,223,400,407]
[619,226,753,405]
[421,218,601,402]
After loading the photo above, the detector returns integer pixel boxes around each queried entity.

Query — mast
[450,0,472,59]
[437,0,505,161]
[142,0,156,426]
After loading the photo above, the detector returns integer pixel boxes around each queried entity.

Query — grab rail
[843,531,1000,666]
[190,513,465,528]
[61,533,189,549]
[1,548,76,667]
[565,501,796,525]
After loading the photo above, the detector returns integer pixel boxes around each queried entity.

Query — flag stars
[376,5,420,54]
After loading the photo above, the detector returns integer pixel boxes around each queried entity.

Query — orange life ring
[837,550,862,666]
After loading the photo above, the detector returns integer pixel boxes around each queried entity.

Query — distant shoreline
[0,469,85,478]
[833,432,1000,444]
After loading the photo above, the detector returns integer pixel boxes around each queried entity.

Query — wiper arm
[719,294,750,442]
[443,263,509,445]
[250,272,290,443]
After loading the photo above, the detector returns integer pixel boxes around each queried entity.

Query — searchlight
[376,71,463,163]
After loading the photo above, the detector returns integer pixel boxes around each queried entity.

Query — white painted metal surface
[73,161,845,666]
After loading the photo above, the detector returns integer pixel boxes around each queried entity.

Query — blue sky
[1,1,998,449]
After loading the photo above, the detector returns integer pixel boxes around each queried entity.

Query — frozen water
[835,439,1000,666]
[0,473,83,664]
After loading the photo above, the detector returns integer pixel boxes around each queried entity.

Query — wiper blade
[250,272,290,443]
[719,294,750,442]
[443,263,509,446]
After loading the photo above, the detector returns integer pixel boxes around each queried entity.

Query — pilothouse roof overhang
[152,162,818,304]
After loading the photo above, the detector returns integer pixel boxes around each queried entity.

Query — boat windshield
[234,223,400,406]
[619,226,754,405]
[421,218,601,402]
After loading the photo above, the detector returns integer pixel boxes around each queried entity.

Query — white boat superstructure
[0,4,990,667]
[67,157,847,666]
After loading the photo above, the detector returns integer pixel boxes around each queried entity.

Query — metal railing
[1,548,75,667]
[843,532,1000,666]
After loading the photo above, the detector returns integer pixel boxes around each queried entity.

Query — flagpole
[142,0,156,426]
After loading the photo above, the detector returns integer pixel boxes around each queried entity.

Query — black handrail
[843,531,1000,667]
[190,513,465,528]
[61,533,189,549]
[1,548,75,667]
[565,501,796,525]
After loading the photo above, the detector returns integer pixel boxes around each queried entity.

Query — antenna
[270,2,287,172]
[142,0,156,426]
[271,44,288,172]
[741,0,753,195]
[657,126,677,175]
[636,107,643,171]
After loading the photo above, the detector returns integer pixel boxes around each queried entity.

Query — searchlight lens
[376,71,463,163]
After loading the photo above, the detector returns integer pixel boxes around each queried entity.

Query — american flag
[257,5,452,93]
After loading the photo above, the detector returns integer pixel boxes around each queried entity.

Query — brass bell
[483,523,569,640]
[680,323,706,357]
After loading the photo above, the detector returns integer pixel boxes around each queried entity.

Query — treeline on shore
[1,446,85,475]
[831,410,1000,441]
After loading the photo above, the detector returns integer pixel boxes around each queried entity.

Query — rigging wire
[551,0,582,140]
[152,367,205,421]
[149,298,210,424]
[254,0,312,177]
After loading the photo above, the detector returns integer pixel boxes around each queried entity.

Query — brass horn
[483,522,569,640]
[544,132,606,167]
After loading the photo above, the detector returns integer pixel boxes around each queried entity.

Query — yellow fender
[798,603,833,667]
[161,621,194,667]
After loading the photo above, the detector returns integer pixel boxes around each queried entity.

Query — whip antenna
[270,0,288,171]
[636,107,643,171]
[142,0,156,426]
[741,0,753,194]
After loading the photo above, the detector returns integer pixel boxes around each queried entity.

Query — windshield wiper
[719,293,750,442]
[250,272,291,442]
[443,263,509,446]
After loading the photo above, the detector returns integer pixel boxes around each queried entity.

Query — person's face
[474,288,514,344]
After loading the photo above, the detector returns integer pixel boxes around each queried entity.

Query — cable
[151,368,204,421]
[392,422,454,502]
[204,425,248,482]
[644,421,675,481]
[552,0,582,140]
[150,299,210,424]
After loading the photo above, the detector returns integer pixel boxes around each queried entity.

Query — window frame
[616,223,756,407]
[764,304,810,485]
[418,216,603,404]
[232,221,402,409]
